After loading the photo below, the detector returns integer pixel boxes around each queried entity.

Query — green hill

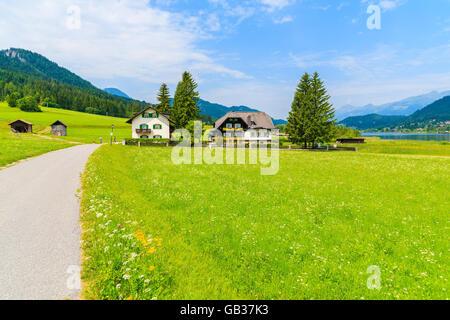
[0,48,148,118]
[341,96,450,130]
[0,101,130,144]
[407,96,450,123]
[341,114,407,130]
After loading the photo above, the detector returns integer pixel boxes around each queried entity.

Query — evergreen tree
[309,72,337,145]
[286,73,312,148]
[287,72,337,148]
[156,83,171,113]
[172,72,200,128]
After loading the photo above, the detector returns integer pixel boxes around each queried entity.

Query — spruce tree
[156,83,171,113]
[286,73,312,148]
[172,72,200,128]
[287,72,336,148]
[310,72,337,146]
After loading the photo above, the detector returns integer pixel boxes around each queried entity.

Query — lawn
[0,101,132,167]
[338,137,450,157]
[0,102,131,144]
[80,145,449,300]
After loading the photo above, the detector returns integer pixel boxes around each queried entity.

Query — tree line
[0,70,147,117]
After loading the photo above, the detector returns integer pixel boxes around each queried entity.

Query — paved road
[0,144,100,300]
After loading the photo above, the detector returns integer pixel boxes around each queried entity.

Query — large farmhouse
[214,111,275,141]
[127,105,174,139]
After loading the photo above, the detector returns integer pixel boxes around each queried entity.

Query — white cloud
[0,0,248,85]
[273,16,294,24]
[360,0,407,12]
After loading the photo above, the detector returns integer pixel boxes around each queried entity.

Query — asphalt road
[0,144,100,300]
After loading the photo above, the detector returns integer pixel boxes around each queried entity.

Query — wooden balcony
[136,129,152,134]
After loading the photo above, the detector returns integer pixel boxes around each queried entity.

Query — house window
[226,123,233,129]
[235,123,242,129]
[154,135,163,139]
[140,135,149,139]
[151,113,159,118]
[140,124,149,130]
[143,113,150,118]
[153,124,162,130]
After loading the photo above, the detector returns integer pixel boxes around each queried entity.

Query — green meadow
[0,102,131,166]
[80,145,449,300]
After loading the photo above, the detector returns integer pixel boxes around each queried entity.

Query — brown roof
[50,120,67,127]
[8,119,33,126]
[215,112,275,130]
[126,105,173,124]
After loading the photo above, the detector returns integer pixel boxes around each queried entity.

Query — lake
[363,133,450,142]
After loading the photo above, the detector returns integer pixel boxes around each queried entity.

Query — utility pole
[110,124,114,145]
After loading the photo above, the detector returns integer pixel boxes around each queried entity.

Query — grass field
[0,102,131,144]
[0,102,131,167]
[339,138,450,157]
[80,145,449,300]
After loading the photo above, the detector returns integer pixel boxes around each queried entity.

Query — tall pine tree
[172,71,200,128]
[156,83,171,113]
[286,73,312,148]
[287,72,336,148]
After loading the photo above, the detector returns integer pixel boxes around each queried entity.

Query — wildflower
[123,275,131,280]
[150,266,155,272]
[148,248,156,254]
[127,296,133,300]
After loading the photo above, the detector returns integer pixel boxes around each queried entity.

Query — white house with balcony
[126,105,174,139]
[214,111,275,142]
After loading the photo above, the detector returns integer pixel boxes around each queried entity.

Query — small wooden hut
[9,120,33,133]
[50,120,67,136]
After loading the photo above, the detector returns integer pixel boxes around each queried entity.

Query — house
[126,105,174,139]
[50,120,67,136]
[214,111,275,142]
[9,119,33,133]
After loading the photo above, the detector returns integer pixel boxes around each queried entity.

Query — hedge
[125,138,171,146]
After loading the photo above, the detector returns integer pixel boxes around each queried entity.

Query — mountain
[198,99,287,125]
[0,48,148,118]
[406,96,450,123]
[0,48,285,123]
[341,96,450,130]
[336,90,450,120]
[341,114,407,130]
[104,88,131,99]
[0,48,96,89]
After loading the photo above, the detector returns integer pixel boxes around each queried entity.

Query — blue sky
[1,0,450,118]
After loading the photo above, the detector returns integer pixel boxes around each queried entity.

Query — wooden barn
[9,119,33,133]
[51,120,67,136]
[336,138,366,144]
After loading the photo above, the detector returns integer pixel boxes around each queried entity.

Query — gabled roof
[215,112,275,130]
[50,120,67,127]
[8,119,33,126]
[126,105,173,124]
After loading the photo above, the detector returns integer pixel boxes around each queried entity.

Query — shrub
[18,96,42,112]
[125,138,171,146]
[6,92,21,108]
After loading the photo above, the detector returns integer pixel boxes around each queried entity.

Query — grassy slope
[0,102,131,166]
[81,146,449,300]
[0,102,131,143]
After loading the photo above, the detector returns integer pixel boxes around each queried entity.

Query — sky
[0,0,449,119]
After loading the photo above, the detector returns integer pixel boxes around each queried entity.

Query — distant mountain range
[104,88,131,99]
[341,96,450,130]
[336,90,450,120]
[197,99,287,125]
